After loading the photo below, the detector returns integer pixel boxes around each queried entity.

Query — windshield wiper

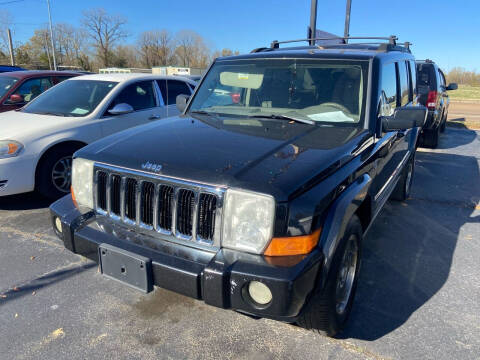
[248,114,315,125]
[36,111,66,117]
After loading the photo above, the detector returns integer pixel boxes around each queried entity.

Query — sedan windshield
[189,59,368,125]
[22,79,117,117]
[0,76,18,99]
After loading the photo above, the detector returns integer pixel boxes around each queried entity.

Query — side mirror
[382,106,427,131]
[108,103,134,115]
[9,94,24,104]
[176,94,189,113]
[446,83,458,91]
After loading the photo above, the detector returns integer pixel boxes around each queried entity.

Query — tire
[391,155,414,201]
[440,113,447,133]
[422,124,439,148]
[36,145,78,199]
[297,215,362,337]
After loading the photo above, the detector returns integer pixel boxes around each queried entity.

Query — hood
[78,115,370,200]
[0,110,79,140]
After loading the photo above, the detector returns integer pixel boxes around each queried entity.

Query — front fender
[318,173,371,289]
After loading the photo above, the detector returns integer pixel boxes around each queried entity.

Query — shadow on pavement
[0,192,52,211]
[0,263,96,305]
[342,151,480,340]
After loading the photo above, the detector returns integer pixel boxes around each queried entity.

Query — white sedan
[0,73,196,198]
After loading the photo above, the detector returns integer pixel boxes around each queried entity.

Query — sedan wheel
[51,156,72,193]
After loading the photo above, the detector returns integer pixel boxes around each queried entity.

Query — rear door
[156,79,193,117]
[100,80,162,136]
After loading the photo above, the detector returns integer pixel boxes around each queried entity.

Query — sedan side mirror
[382,106,427,131]
[446,83,458,91]
[176,94,190,113]
[108,103,134,115]
[8,94,24,104]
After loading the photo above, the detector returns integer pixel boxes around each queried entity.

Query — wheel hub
[51,156,72,193]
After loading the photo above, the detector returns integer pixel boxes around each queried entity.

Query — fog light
[248,281,272,305]
[54,217,62,234]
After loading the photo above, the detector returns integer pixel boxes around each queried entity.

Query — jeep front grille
[94,164,224,248]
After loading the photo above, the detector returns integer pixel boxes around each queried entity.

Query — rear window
[416,63,436,93]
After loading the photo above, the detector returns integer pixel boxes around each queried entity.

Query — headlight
[71,158,94,208]
[0,140,23,159]
[222,188,275,254]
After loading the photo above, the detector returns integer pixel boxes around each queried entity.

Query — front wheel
[36,146,77,199]
[297,215,362,337]
[440,113,447,133]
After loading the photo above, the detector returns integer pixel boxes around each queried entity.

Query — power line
[0,0,28,5]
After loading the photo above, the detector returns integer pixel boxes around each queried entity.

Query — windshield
[0,76,18,99]
[22,79,117,117]
[189,59,368,125]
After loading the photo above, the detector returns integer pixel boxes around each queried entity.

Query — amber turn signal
[7,143,19,154]
[263,228,321,256]
[71,186,77,207]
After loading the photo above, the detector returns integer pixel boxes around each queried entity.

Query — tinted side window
[398,62,409,106]
[55,76,73,84]
[157,80,191,105]
[108,81,156,111]
[380,62,397,116]
[439,70,446,87]
[14,77,53,103]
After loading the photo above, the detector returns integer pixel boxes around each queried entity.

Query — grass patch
[449,85,480,101]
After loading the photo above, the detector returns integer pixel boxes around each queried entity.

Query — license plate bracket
[98,244,153,293]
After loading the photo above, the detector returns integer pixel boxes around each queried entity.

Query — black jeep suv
[416,59,457,148]
[50,36,426,337]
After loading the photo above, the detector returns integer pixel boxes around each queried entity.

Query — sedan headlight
[222,188,275,254]
[71,158,94,208]
[0,140,23,159]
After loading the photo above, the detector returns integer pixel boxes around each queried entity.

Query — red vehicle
[0,70,80,113]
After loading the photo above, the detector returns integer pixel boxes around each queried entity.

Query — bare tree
[82,8,127,67]
[54,23,88,67]
[137,30,173,67]
[212,48,240,60]
[174,30,210,68]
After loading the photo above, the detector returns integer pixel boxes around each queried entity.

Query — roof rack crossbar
[270,35,398,48]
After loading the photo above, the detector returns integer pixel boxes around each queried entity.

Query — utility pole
[46,0,57,70]
[7,28,15,66]
[44,32,52,70]
[309,0,318,45]
[344,0,352,42]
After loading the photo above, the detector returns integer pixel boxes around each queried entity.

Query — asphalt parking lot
[1,127,479,360]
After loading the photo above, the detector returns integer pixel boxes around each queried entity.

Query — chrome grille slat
[93,164,224,249]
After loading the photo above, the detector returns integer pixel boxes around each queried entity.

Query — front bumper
[0,155,36,196]
[50,195,322,321]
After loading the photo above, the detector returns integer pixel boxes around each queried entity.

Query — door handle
[148,115,162,120]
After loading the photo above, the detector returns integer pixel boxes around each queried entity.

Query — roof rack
[251,35,412,54]
[270,36,398,48]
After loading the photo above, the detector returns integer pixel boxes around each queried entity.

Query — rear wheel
[422,124,439,148]
[36,145,79,199]
[391,155,414,201]
[297,215,362,337]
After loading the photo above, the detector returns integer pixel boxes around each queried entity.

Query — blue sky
[4,0,479,71]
